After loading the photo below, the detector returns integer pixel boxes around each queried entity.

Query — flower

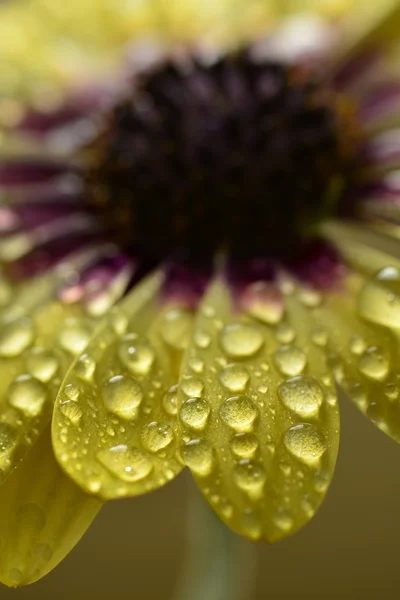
[0,0,399,588]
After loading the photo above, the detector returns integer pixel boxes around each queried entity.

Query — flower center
[85,49,360,261]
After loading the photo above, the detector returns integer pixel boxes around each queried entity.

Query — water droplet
[194,330,211,349]
[219,395,258,432]
[313,470,330,493]
[181,376,204,397]
[358,346,389,381]
[349,335,366,356]
[241,508,262,540]
[279,376,324,417]
[276,323,296,344]
[161,308,193,350]
[102,375,144,420]
[26,347,59,383]
[220,323,264,359]
[59,400,83,424]
[284,424,326,465]
[97,445,152,483]
[230,433,258,458]
[273,508,294,532]
[163,384,179,416]
[188,357,204,374]
[109,308,128,336]
[179,397,210,431]
[233,459,266,494]
[64,383,80,401]
[118,334,155,375]
[219,364,249,392]
[8,375,47,417]
[0,317,34,357]
[358,267,400,328]
[241,282,284,324]
[298,288,322,308]
[274,345,306,376]
[58,319,90,356]
[182,439,214,476]
[311,328,328,347]
[141,421,174,452]
[385,383,399,400]
[75,353,96,381]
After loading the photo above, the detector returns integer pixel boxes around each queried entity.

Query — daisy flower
[0,0,399,589]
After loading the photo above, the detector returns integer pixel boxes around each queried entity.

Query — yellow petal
[0,426,100,587]
[177,278,339,542]
[0,270,96,485]
[52,271,191,500]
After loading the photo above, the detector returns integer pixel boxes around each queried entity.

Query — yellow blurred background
[0,394,398,599]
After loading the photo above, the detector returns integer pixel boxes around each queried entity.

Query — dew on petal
[7,375,48,417]
[0,317,34,358]
[230,433,259,458]
[118,334,155,375]
[160,308,193,350]
[283,423,326,465]
[102,375,143,420]
[278,376,324,418]
[58,319,90,356]
[358,346,389,381]
[162,384,179,416]
[140,421,174,453]
[96,445,153,483]
[26,348,59,383]
[219,395,258,432]
[179,398,211,431]
[219,364,250,393]
[274,345,306,376]
[220,323,264,359]
[182,439,214,476]
[358,267,400,328]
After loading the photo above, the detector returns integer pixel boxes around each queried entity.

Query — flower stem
[173,480,256,600]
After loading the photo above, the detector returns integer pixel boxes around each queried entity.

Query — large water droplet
[0,317,34,357]
[179,397,210,431]
[219,364,250,392]
[58,319,90,356]
[358,346,389,381]
[274,345,306,376]
[161,308,193,350]
[59,400,83,424]
[118,334,155,375]
[102,375,144,420]
[220,323,264,359]
[283,423,326,465]
[241,282,284,324]
[141,421,174,452]
[182,439,214,476]
[358,267,400,328]
[279,376,324,417]
[26,347,59,383]
[219,395,258,432]
[97,445,153,483]
[7,374,47,417]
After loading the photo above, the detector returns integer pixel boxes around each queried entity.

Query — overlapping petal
[176,277,340,542]
[52,271,193,499]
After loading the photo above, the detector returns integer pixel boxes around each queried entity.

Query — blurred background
[0,394,398,599]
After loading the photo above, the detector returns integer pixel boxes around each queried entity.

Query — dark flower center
[85,49,360,261]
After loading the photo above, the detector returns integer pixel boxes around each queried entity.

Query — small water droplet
[234,459,266,495]
[102,375,144,420]
[298,288,322,308]
[141,421,174,452]
[230,433,258,458]
[59,400,83,424]
[26,347,59,383]
[180,397,210,431]
[219,395,258,432]
[97,445,152,483]
[220,323,264,359]
[194,330,211,349]
[8,374,47,417]
[75,353,96,381]
[358,267,400,328]
[163,384,179,415]
[0,317,34,357]
[161,308,193,350]
[241,508,262,540]
[284,423,326,465]
[58,319,90,356]
[276,323,296,344]
[279,375,324,417]
[311,328,328,347]
[64,383,80,401]
[349,335,366,356]
[118,334,155,375]
[358,346,389,381]
[182,439,214,476]
[385,383,399,400]
[189,357,204,374]
[273,508,294,532]
[274,345,306,376]
[181,376,204,397]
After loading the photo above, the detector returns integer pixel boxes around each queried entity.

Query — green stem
[173,481,256,600]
